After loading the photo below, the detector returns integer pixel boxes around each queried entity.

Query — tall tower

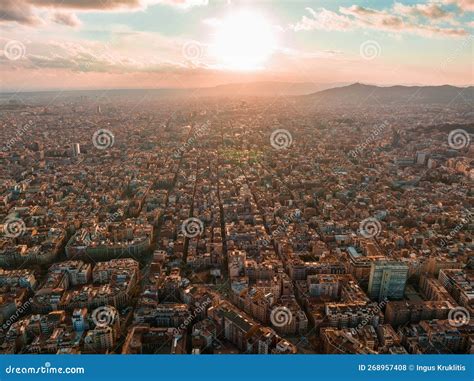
[368,260,408,301]
[71,143,81,157]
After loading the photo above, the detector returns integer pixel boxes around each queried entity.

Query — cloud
[291,4,469,38]
[29,0,139,10]
[29,0,207,11]
[292,7,352,31]
[4,41,145,73]
[0,0,208,26]
[0,0,43,26]
[278,46,343,59]
[340,5,405,28]
[409,23,470,36]
[393,2,453,20]
[156,0,208,9]
[50,12,82,27]
[0,31,207,74]
[442,0,474,12]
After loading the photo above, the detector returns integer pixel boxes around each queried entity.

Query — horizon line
[1,81,473,96]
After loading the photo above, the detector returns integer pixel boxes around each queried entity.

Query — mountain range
[1,82,473,106]
[300,82,474,105]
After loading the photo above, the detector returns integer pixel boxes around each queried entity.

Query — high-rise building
[84,326,115,353]
[71,143,81,157]
[416,152,428,165]
[368,260,408,301]
[72,308,87,331]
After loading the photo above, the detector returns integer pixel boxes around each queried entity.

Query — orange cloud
[292,4,469,38]
[0,0,208,26]
[50,12,82,27]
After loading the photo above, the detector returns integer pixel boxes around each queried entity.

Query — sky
[0,0,473,91]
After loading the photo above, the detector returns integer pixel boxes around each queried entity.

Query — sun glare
[210,11,277,71]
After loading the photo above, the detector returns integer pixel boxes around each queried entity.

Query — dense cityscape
[0,88,472,355]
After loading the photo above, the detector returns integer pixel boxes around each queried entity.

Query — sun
[210,11,277,71]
